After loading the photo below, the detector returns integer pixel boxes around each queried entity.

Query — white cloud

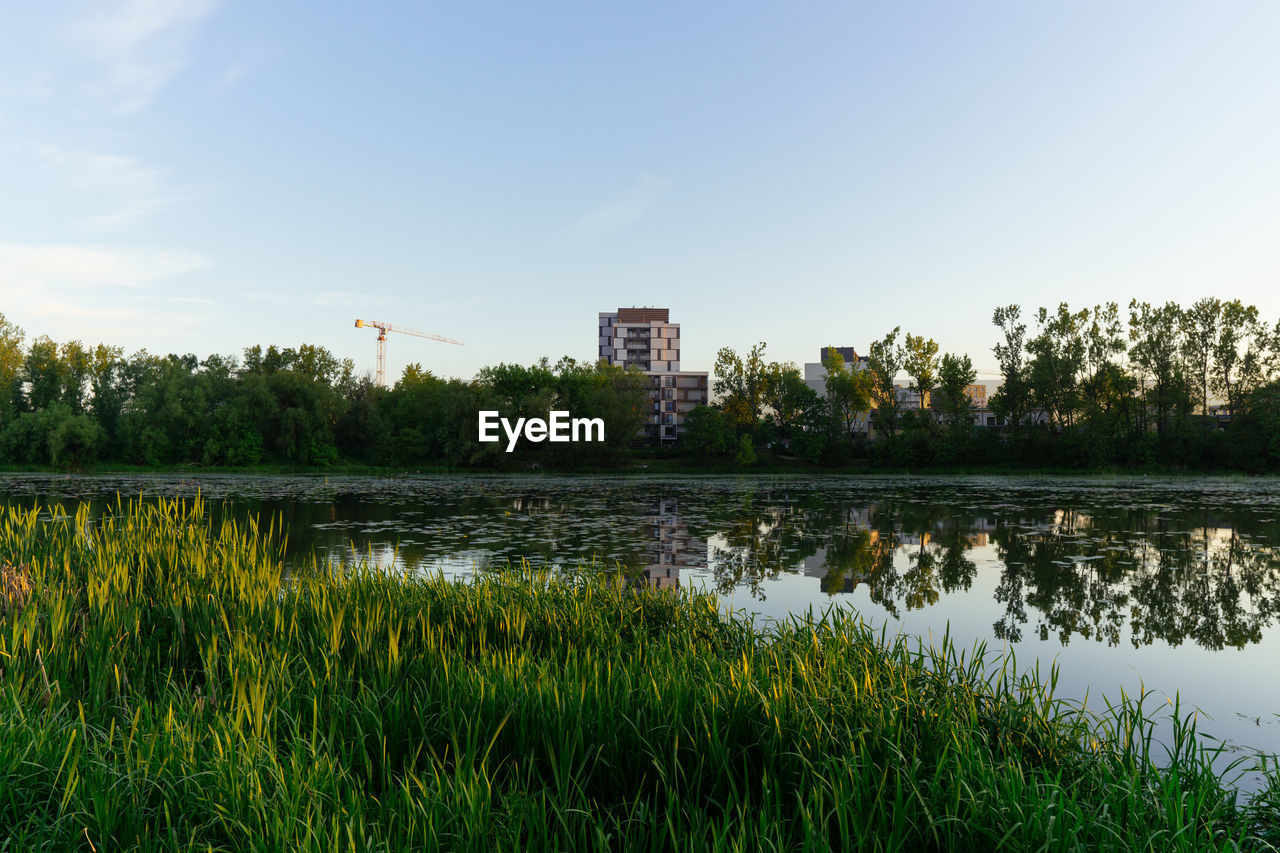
[68,0,219,113]
[569,176,674,238]
[25,298,152,322]
[38,146,163,193]
[37,145,185,231]
[83,201,172,232]
[0,242,209,288]
[0,243,213,344]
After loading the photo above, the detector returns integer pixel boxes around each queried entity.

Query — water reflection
[633,498,704,590]
[1,474,1279,653]
[989,513,1280,651]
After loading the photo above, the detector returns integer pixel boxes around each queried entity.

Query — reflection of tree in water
[991,509,1130,646]
[709,502,822,600]
[1127,528,1279,650]
[990,508,1280,650]
[703,490,1280,652]
[706,494,981,613]
[818,528,890,600]
[868,509,979,618]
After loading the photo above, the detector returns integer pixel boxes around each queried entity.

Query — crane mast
[354,319,463,386]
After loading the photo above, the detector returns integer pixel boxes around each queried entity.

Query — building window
[665,402,676,412]
[663,425,676,437]
[662,389,674,400]
[663,376,675,387]
[662,414,674,425]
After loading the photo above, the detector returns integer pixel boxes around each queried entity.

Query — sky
[2,1,1279,384]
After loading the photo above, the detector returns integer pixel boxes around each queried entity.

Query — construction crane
[354,319,463,386]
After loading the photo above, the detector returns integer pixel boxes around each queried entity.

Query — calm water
[3,473,1280,786]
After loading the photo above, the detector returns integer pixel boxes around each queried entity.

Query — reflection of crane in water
[354,319,463,386]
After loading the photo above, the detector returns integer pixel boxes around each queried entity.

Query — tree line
[3,295,1280,471]
[687,296,1280,471]
[0,312,646,469]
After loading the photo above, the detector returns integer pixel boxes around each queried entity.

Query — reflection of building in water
[511,496,554,512]
[640,498,707,589]
[896,531,991,547]
[844,505,873,529]
[803,548,872,594]
[894,515,996,548]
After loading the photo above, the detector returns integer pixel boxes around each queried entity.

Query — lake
[3,472,1279,787]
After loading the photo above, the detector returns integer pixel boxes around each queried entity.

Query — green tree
[990,304,1029,429]
[289,343,356,393]
[59,341,92,413]
[1213,300,1265,417]
[1231,380,1280,470]
[119,353,206,463]
[555,358,647,463]
[762,361,819,451]
[1128,300,1188,433]
[1027,303,1087,429]
[88,344,125,454]
[266,361,343,464]
[0,405,70,464]
[713,343,768,437]
[22,335,63,411]
[0,313,23,422]
[866,328,905,438]
[1181,297,1221,416]
[1079,302,1127,422]
[1262,318,1280,387]
[934,353,976,428]
[903,334,939,411]
[48,413,104,468]
[821,347,873,447]
[684,405,736,456]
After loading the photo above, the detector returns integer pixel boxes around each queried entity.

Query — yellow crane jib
[354,319,463,386]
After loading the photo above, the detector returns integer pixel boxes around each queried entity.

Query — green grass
[1,498,1278,851]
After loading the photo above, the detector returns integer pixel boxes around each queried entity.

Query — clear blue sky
[2,1,1278,382]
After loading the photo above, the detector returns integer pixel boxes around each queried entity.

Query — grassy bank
[1,499,1278,851]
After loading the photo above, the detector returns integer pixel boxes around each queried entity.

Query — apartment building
[803,346,872,435]
[598,307,709,441]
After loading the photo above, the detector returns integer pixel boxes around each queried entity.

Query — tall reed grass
[0,497,1277,851]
